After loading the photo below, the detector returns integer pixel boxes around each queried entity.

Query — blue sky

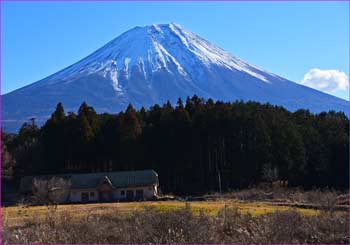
[2,1,349,99]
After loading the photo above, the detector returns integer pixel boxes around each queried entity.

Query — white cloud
[300,68,349,94]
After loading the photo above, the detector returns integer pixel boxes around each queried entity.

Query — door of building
[99,191,113,202]
[126,190,134,200]
[135,189,143,200]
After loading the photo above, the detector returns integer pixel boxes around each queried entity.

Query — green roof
[20,170,159,192]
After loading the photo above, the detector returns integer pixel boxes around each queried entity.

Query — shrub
[3,206,349,244]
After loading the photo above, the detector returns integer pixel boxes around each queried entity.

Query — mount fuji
[2,23,348,132]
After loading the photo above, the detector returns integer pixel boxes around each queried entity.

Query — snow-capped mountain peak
[3,23,348,132]
[37,23,272,90]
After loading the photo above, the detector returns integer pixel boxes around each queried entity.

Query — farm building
[19,170,159,203]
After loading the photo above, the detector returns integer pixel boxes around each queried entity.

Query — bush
[32,177,71,206]
[3,206,349,244]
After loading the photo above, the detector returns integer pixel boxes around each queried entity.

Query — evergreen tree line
[3,96,349,194]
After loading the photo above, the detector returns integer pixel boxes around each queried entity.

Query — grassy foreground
[2,201,348,244]
[2,200,322,228]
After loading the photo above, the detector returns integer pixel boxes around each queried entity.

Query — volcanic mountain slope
[2,23,348,132]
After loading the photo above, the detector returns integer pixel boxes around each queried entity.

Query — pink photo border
[0,1,348,245]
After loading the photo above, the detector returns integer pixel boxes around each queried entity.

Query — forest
[2,95,349,194]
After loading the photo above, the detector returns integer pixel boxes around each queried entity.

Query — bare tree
[262,163,279,187]
[1,143,16,181]
[32,177,71,206]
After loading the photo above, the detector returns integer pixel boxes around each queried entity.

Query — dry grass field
[2,200,323,228]
[2,188,349,244]
[2,200,349,244]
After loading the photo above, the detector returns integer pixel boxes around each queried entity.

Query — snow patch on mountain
[31,23,272,88]
[2,23,348,132]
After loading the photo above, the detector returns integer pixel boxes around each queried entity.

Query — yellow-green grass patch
[2,200,324,227]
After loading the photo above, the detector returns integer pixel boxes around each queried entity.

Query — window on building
[121,190,125,196]
[90,192,95,197]
[136,189,143,199]
[81,192,89,202]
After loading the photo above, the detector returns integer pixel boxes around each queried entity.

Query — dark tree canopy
[3,97,349,194]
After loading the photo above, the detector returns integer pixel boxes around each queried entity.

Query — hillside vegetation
[3,97,348,196]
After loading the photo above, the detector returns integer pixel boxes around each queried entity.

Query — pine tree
[52,102,65,122]
[41,102,66,172]
[176,98,184,109]
[77,102,99,144]
[120,104,142,142]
